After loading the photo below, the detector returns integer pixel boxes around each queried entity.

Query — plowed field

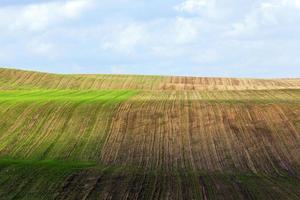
[0,68,299,199]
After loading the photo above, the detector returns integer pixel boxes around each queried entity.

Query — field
[0,68,299,199]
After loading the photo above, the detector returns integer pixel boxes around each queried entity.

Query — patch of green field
[0,90,138,104]
[0,90,138,162]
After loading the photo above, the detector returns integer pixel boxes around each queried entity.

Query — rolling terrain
[0,68,299,199]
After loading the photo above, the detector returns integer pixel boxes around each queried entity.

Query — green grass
[0,90,138,162]
[0,90,138,104]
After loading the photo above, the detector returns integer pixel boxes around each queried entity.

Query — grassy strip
[1,89,299,105]
[0,90,138,104]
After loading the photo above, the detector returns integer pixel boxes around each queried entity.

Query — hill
[1,68,300,91]
[0,68,299,199]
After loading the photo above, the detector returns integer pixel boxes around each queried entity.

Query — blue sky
[0,0,300,77]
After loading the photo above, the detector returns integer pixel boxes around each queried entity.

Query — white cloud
[228,0,300,37]
[100,17,202,56]
[0,0,94,32]
[63,0,93,18]
[174,0,214,13]
[174,0,217,18]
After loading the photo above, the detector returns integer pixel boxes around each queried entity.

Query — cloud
[100,16,202,56]
[0,0,94,32]
[174,0,218,19]
[174,0,212,12]
[228,0,300,37]
[0,0,94,60]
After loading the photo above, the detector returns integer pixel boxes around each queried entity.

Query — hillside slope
[0,68,299,199]
[1,68,300,90]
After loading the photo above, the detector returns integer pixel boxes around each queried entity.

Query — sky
[0,0,300,77]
